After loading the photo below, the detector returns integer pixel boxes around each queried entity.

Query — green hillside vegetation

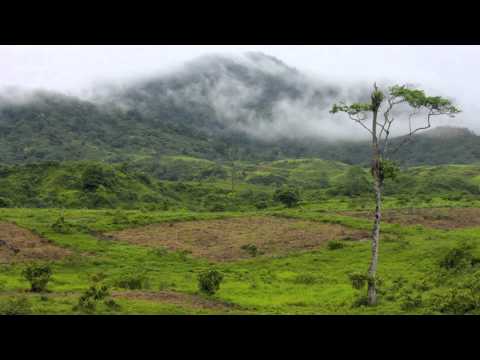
[1,158,480,212]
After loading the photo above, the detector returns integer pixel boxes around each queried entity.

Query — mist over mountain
[92,52,371,141]
[0,52,477,166]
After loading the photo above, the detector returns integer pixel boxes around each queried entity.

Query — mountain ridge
[0,52,476,166]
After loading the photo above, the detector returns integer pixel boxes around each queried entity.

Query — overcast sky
[1,45,478,130]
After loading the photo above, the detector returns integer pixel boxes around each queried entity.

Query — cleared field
[0,222,71,263]
[107,216,369,261]
[342,207,480,229]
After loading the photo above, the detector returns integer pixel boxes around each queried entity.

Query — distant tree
[81,164,115,192]
[331,83,460,305]
[274,187,301,208]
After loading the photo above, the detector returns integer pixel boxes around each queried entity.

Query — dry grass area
[112,290,242,311]
[342,207,480,230]
[106,216,369,261]
[0,222,71,263]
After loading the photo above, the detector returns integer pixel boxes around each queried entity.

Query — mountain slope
[0,53,477,166]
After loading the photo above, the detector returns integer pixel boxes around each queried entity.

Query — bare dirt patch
[112,290,241,311]
[341,207,480,230]
[106,216,369,261]
[0,222,71,263]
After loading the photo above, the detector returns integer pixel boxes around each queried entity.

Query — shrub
[198,270,224,296]
[22,263,52,293]
[328,240,345,250]
[352,295,369,308]
[0,296,32,315]
[440,243,477,270]
[51,215,74,234]
[273,187,301,208]
[81,164,116,192]
[0,197,11,208]
[348,272,369,290]
[240,244,258,257]
[73,284,119,314]
[400,293,423,311]
[255,200,269,210]
[429,288,479,314]
[115,273,150,290]
[203,194,228,212]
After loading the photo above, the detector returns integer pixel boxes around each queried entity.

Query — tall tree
[331,84,460,305]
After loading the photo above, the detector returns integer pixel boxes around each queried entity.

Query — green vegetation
[22,263,52,293]
[1,155,480,314]
[0,200,480,314]
[198,270,224,296]
[1,159,479,212]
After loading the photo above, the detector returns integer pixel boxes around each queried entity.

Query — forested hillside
[0,53,478,166]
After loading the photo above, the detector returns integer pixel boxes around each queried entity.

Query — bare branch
[348,113,373,135]
[388,109,445,155]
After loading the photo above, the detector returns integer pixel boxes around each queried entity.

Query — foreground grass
[1,204,480,315]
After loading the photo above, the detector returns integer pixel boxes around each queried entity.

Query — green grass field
[1,198,480,315]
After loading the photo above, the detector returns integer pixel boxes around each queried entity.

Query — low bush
[115,273,150,290]
[198,270,224,296]
[240,244,258,257]
[273,187,301,208]
[327,240,345,250]
[429,288,479,315]
[348,272,369,290]
[352,295,369,308]
[440,242,478,270]
[22,263,52,293]
[51,215,74,234]
[400,293,423,311]
[73,284,120,314]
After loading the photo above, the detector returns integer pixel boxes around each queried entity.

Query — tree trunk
[368,85,382,306]
[367,175,382,305]
[231,160,235,192]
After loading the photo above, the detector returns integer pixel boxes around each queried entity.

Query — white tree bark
[368,176,382,305]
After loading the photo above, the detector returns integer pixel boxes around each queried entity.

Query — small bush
[198,270,224,296]
[22,263,52,293]
[327,240,345,250]
[51,215,74,234]
[400,293,423,311]
[273,187,301,208]
[429,288,479,314]
[0,296,32,315]
[440,243,477,270]
[241,244,258,257]
[115,273,150,290]
[352,295,369,308]
[73,284,119,314]
[348,272,369,290]
[255,200,269,210]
